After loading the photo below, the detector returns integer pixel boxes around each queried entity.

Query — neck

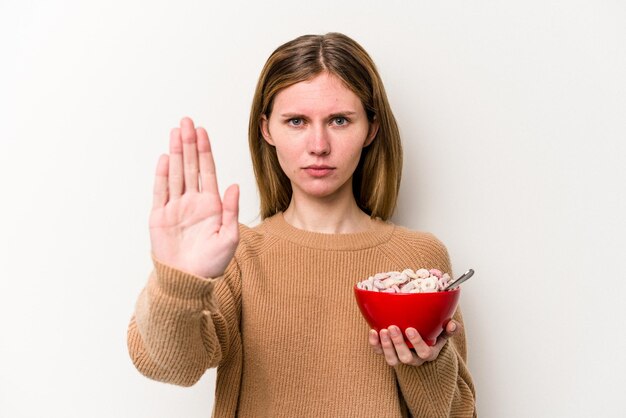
[283,193,373,234]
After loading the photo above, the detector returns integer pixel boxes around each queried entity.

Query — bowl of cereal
[354,268,461,347]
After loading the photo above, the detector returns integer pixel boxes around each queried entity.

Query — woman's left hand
[368,320,461,367]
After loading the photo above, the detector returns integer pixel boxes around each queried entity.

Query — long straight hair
[248,33,403,220]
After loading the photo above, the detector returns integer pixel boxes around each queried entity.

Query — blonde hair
[248,33,402,220]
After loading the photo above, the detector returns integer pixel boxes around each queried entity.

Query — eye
[288,118,303,126]
[332,117,348,126]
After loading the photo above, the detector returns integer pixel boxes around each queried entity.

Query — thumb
[433,320,460,351]
[222,184,240,230]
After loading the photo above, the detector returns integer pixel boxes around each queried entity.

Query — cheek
[343,143,366,167]
[348,150,364,172]
[274,146,299,177]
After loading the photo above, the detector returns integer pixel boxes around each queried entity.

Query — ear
[364,116,379,147]
[260,114,275,146]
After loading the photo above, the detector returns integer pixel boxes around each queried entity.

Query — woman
[128,33,476,417]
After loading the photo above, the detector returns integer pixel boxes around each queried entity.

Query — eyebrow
[279,111,358,118]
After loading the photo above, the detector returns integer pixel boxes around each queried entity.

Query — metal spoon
[443,269,474,291]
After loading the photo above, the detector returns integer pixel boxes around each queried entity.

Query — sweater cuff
[394,341,459,416]
[412,340,458,383]
[150,253,220,300]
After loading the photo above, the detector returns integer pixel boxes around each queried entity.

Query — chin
[289,173,354,199]
[301,188,338,199]
[296,181,351,200]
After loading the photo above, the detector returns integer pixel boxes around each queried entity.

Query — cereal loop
[356,268,451,293]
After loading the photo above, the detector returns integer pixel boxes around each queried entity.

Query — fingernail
[406,328,416,338]
[389,326,399,337]
[380,331,389,342]
[449,322,457,332]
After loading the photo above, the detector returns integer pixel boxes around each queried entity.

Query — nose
[307,125,330,156]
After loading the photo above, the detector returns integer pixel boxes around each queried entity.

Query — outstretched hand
[149,117,240,279]
[368,320,461,367]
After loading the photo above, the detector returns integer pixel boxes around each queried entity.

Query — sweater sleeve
[126,253,242,387]
[393,232,476,417]
[393,307,477,417]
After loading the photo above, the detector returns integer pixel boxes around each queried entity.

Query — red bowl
[354,286,460,347]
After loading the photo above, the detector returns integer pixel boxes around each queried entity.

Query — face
[261,72,378,203]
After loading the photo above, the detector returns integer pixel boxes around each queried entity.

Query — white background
[1,1,625,417]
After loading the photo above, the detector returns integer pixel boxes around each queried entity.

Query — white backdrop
[1,1,625,417]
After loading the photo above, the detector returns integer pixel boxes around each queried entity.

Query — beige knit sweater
[127,212,476,417]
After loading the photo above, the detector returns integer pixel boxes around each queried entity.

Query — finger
[428,332,454,361]
[168,128,184,199]
[221,184,240,241]
[428,321,460,358]
[152,154,169,209]
[434,320,459,347]
[379,329,400,366]
[388,325,416,365]
[431,334,450,357]
[180,117,200,192]
[445,319,461,336]
[405,328,433,360]
[196,127,220,197]
[368,329,384,355]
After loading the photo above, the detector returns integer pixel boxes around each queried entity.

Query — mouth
[303,165,335,177]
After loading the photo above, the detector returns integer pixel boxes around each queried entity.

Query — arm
[393,308,476,417]
[127,253,242,386]
[126,117,242,385]
[370,232,476,416]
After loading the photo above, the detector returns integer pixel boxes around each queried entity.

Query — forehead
[272,72,364,114]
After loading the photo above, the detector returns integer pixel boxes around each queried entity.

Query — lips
[303,165,335,177]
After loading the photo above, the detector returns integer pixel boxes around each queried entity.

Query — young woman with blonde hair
[128,32,476,417]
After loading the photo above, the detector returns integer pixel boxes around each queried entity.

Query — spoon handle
[444,269,474,291]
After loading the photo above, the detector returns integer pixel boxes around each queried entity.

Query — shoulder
[381,223,452,272]
[390,225,449,253]
[233,220,280,263]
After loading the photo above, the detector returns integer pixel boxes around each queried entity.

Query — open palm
[149,117,239,279]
